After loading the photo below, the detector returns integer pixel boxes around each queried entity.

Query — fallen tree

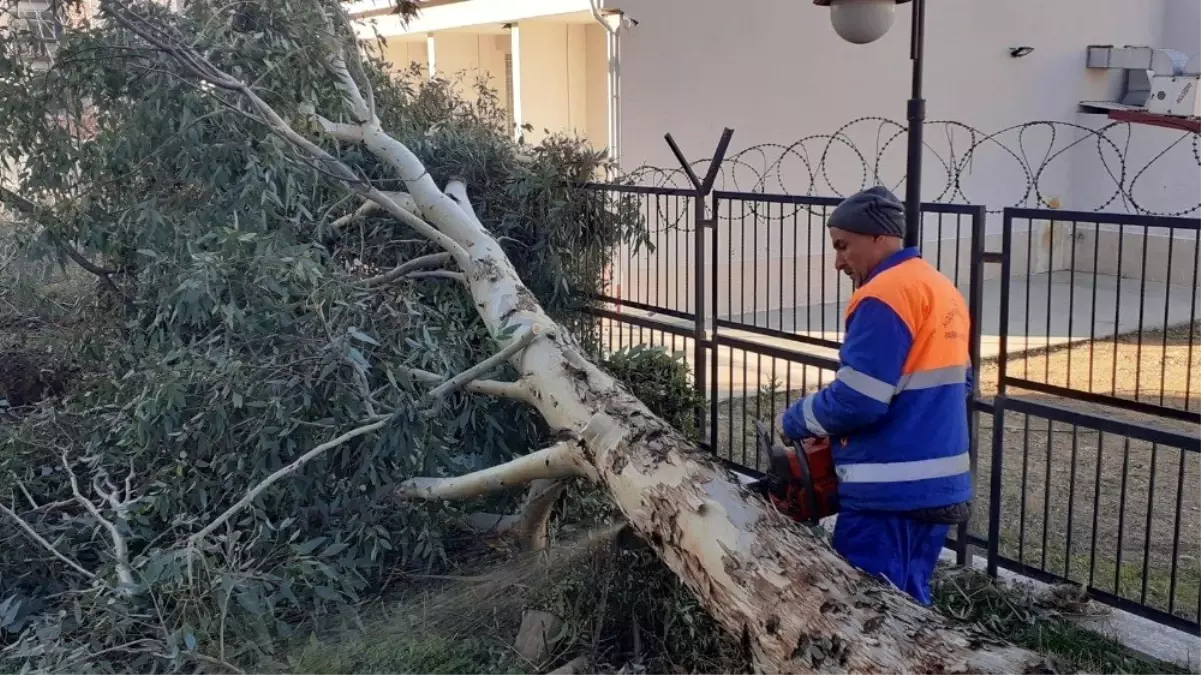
[89,4,1058,672]
[0,0,1055,670]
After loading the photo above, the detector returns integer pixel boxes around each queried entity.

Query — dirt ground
[709,322,1201,623]
[979,322,1200,421]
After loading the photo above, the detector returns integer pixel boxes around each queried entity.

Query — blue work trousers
[832,510,949,606]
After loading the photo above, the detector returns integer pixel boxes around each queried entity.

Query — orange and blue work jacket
[781,247,974,512]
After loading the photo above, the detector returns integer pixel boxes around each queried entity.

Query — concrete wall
[1160,0,1201,65]
[611,0,1170,203]
[1067,114,1201,216]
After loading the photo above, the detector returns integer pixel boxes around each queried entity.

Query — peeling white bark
[398,441,594,501]
[400,366,533,405]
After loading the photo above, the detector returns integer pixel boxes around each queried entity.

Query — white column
[426,32,436,79]
[509,23,524,141]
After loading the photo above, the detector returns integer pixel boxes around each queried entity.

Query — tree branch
[359,251,452,287]
[511,478,569,551]
[62,453,136,592]
[407,270,465,284]
[0,186,126,299]
[330,191,420,230]
[425,329,539,401]
[397,440,592,501]
[0,502,96,578]
[444,179,477,220]
[188,416,388,546]
[399,365,533,405]
[99,0,471,265]
[313,115,364,143]
[327,40,373,124]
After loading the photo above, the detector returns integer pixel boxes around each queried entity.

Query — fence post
[985,210,1017,578]
[663,129,734,448]
[958,205,988,567]
[985,394,1006,577]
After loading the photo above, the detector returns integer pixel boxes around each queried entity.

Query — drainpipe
[589,1,628,169]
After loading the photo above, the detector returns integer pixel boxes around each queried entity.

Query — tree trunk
[111,6,1055,670]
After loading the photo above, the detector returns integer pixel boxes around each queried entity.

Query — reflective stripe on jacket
[781,247,974,512]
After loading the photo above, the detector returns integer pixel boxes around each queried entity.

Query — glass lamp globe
[827,0,898,44]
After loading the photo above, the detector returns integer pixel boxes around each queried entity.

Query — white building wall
[613,0,1171,204]
[603,0,1198,316]
[1160,0,1201,64]
[1062,0,1199,287]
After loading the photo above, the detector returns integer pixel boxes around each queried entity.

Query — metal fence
[577,179,1201,634]
[986,207,1201,632]
[997,208,1201,423]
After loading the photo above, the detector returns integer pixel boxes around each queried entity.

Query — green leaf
[295,537,328,556]
[313,585,341,601]
[348,327,380,347]
[320,541,350,558]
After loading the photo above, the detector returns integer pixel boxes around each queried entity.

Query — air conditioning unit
[1081,45,1201,128]
[1146,76,1199,118]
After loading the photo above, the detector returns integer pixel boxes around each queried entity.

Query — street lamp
[814,0,925,249]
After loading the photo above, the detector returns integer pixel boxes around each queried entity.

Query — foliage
[0,0,646,671]
[598,345,704,442]
[287,631,521,675]
[525,527,749,674]
[932,567,1187,675]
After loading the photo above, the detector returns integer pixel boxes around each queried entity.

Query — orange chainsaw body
[751,421,840,523]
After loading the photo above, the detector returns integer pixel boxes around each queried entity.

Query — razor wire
[602,117,1201,233]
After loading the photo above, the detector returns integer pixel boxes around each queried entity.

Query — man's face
[829,227,879,288]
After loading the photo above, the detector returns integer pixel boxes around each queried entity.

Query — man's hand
[800,436,831,453]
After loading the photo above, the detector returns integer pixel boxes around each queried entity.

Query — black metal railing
[581,181,701,320]
[998,208,1201,424]
[985,396,1200,633]
[711,194,986,345]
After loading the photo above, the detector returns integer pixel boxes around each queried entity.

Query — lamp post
[813,0,925,250]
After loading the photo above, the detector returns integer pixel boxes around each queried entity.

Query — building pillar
[509,23,524,141]
[425,32,436,79]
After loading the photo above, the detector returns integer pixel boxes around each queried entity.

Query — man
[780,185,973,606]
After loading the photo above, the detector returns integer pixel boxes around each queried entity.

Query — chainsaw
[745,420,840,523]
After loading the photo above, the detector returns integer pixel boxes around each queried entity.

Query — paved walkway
[599,271,1200,401]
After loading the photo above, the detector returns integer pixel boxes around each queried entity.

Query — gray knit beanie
[827,185,906,238]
